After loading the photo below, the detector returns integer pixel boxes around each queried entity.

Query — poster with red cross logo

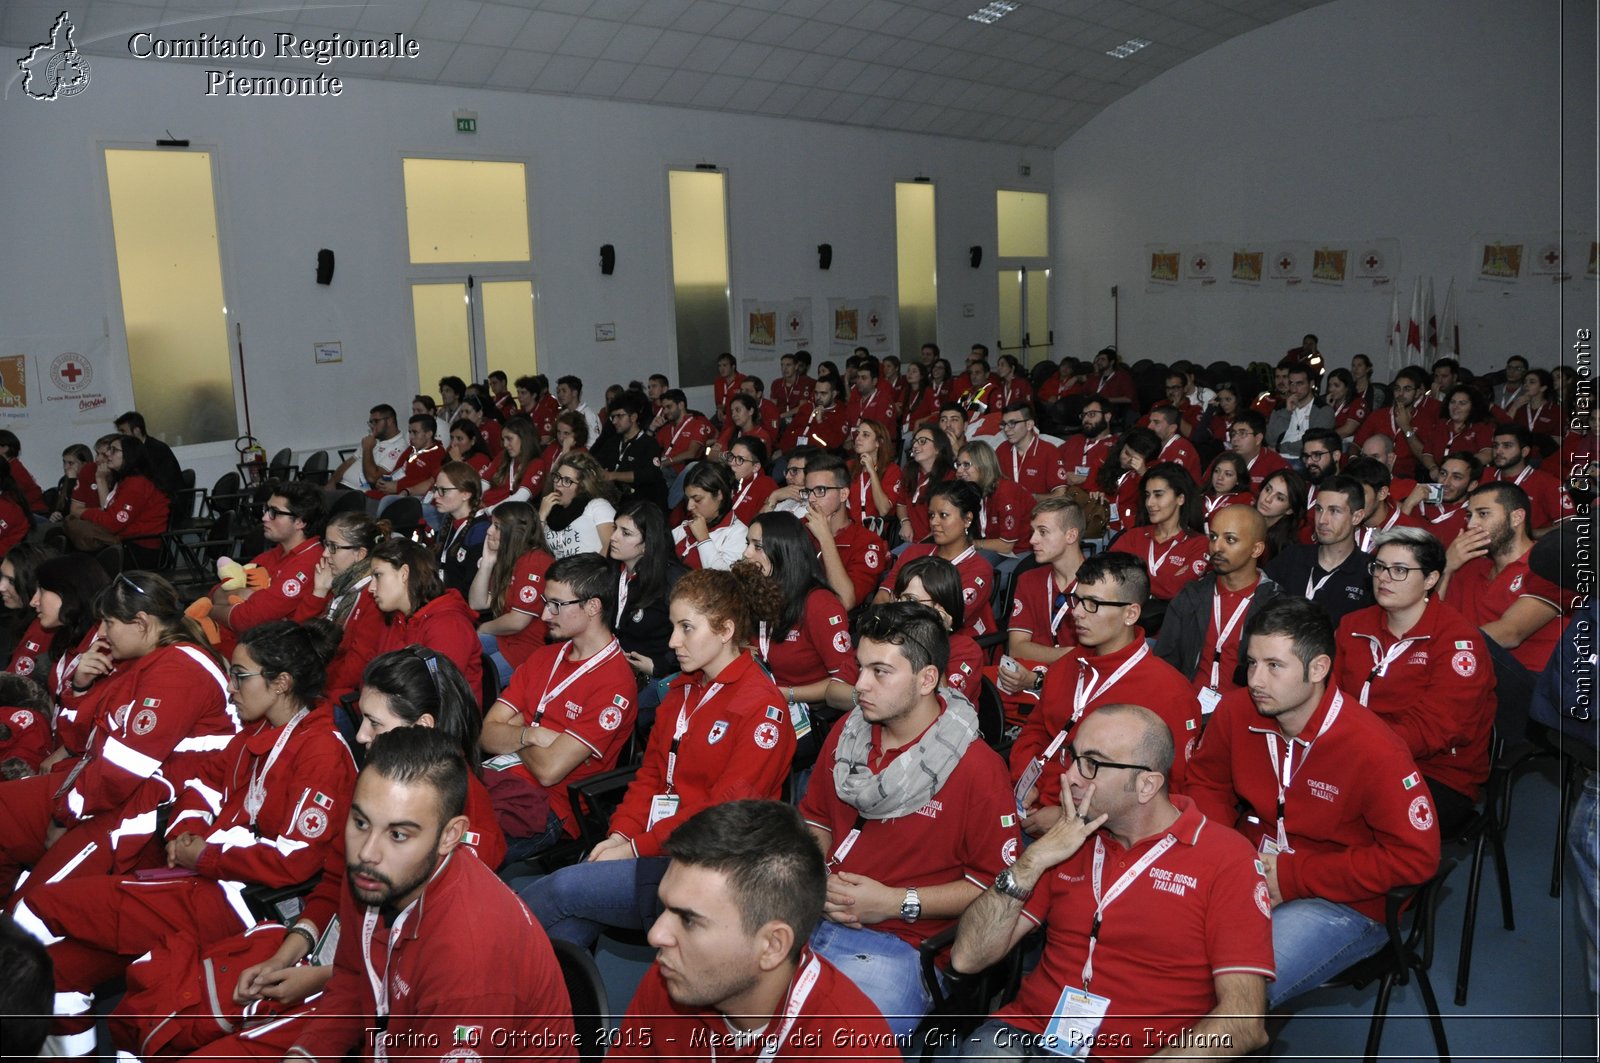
[37,345,112,422]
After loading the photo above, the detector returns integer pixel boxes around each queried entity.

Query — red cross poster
[1352,240,1400,290]
[740,298,811,358]
[34,342,114,424]
[826,297,891,357]
[1183,244,1225,286]
[1269,242,1310,288]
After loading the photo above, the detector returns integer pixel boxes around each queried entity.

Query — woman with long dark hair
[3,542,58,680]
[1203,450,1255,518]
[367,538,483,698]
[25,555,110,702]
[64,434,171,552]
[901,361,937,436]
[876,480,996,640]
[1108,463,1208,607]
[0,572,233,905]
[1095,427,1162,539]
[1254,467,1309,561]
[897,424,956,544]
[609,500,684,680]
[292,511,386,710]
[741,512,856,712]
[520,567,792,948]
[482,414,544,508]
[1501,367,1564,439]
[1420,385,1495,477]
[890,555,982,699]
[471,500,555,688]
[446,419,493,478]
[724,434,776,526]
[1323,368,1368,440]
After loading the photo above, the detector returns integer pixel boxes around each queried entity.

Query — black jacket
[1153,571,1285,688]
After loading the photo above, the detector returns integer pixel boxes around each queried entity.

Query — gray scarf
[831,692,980,820]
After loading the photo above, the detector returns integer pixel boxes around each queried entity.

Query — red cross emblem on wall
[1364,255,1380,270]
[788,315,800,331]
[59,362,83,384]
[868,312,880,329]
[1193,257,1208,271]
[1278,256,1293,271]
[1544,250,1561,267]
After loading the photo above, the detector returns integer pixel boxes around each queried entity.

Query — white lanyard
[1359,635,1424,706]
[707,953,824,1063]
[1357,507,1402,553]
[1262,691,1343,850]
[734,475,756,513]
[1048,574,1073,638]
[1039,644,1150,764]
[361,897,418,1033]
[1208,587,1254,688]
[1425,501,1462,525]
[617,569,631,618]
[668,418,692,453]
[1525,404,1542,431]
[534,640,621,726]
[1082,834,1176,989]
[666,681,725,791]
[758,621,771,662]
[978,499,988,533]
[245,708,309,828]
[1010,436,1034,481]
[1305,563,1338,600]
[858,470,871,515]
[1146,531,1187,575]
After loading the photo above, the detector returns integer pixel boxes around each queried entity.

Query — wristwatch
[994,867,1032,902]
[900,887,922,923]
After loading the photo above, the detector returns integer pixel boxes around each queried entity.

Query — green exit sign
[456,117,476,133]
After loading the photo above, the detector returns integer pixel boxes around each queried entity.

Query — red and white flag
[1437,278,1460,358]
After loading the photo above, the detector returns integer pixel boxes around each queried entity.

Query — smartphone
[1425,482,1445,505]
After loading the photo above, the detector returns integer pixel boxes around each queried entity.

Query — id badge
[1040,985,1111,1058]
[788,699,813,740]
[482,753,522,772]
[1074,465,1089,477]
[1014,758,1044,808]
[1259,835,1293,857]
[646,793,681,831]
[1197,686,1223,716]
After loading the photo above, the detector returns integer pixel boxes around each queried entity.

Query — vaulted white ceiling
[4,0,1328,147]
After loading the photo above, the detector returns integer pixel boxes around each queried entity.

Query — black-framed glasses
[785,466,807,478]
[324,541,363,554]
[1065,744,1154,780]
[552,474,579,488]
[1001,418,1029,430]
[433,484,461,494]
[726,453,753,467]
[262,505,298,521]
[543,596,591,611]
[1067,592,1135,614]
[800,485,841,499]
[1369,561,1422,581]
[911,436,935,448]
[228,667,265,685]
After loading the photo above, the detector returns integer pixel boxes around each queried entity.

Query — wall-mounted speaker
[316,249,334,285]
[600,244,615,275]
[969,245,982,269]
[818,243,832,270]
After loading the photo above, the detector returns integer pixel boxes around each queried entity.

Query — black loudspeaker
[818,243,832,270]
[316,249,334,285]
[969,245,982,269]
[600,244,615,275]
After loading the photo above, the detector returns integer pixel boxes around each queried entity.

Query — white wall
[0,54,1051,485]
[1051,0,1597,378]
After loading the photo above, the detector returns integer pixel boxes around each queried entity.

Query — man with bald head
[951,705,1273,1059]
[1156,506,1285,714]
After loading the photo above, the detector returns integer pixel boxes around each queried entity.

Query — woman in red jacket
[367,537,483,700]
[293,510,387,715]
[24,555,110,706]
[481,414,544,508]
[64,434,171,552]
[114,647,506,1061]
[0,457,32,558]
[519,566,793,947]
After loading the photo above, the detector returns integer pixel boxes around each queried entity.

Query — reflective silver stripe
[174,733,234,754]
[241,1011,306,1041]
[182,776,226,814]
[201,958,237,1034]
[55,990,94,1015]
[109,809,159,849]
[14,900,64,946]
[219,879,256,929]
[209,824,309,859]
[167,809,210,832]
[46,1028,99,1056]
[100,734,162,778]
[175,644,236,729]
[44,839,99,885]
[66,786,85,817]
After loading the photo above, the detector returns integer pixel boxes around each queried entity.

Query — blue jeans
[517,856,669,948]
[1573,773,1599,997]
[810,921,932,1042]
[1268,897,1387,1007]
[479,632,514,689]
[502,810,567,865]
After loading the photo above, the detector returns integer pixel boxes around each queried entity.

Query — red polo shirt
[1108,527,1209,602]
[880,544,996,639]
[996,435,1069,496]
[1443,551,1566,672]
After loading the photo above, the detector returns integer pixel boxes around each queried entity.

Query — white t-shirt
[546,497,617,558]
[339,433,410,490]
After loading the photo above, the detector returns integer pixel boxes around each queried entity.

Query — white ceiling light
[968,2,1019,26]
[1106,38,1153,59]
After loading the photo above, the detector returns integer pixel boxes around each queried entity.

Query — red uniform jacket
[657,414,716,465]
[165,705,355,889]
[11,458,45,512]
[609,652,794,857]
[1335,600,1496,800]
[367,444,443,499]
[979,479,1035,547]
[494,549,555,668]
[730,474,778,526]
[6,617,49,682]
[714,372,748,423]
[880,544,995,639]
[55,643,236,831]
[0,497,27,556]
[81,474,169,543]
[375,590,483,699]
[1186,685,1441,922]
[1485,464,1575,530]
[782,403,851,451]
[1109,527,1210,602]
[770,375,814,419]
[762,587,858,691]
[1156,433,1204,481]
[844,386,900,435]
[995,435,1068,496]
[818,522,889,608]
[0,702,52,772]
[287,850,575,1062]
[220,538,325,638]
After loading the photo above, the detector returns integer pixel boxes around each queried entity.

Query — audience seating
[552,939,612,1063]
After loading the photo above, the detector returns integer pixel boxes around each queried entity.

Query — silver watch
[900,886,922,923]
[994,867,1032,901]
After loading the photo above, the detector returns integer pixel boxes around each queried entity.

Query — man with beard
[1187,598,1439,1008]
[1266,475,1374,625]
[621,801,897,1060]
[1482,424,1575,535]
[287,728,574,1061]
[1265,365,1335,460]
[1404,453,1480,547]
[1059,395,1116,489]
[1155,506,1284,711]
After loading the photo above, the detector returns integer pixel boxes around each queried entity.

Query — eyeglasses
[1065,744,1154,780]
[800,485,842,499]
[543,596,591,611]
[1000,419,1029,430]
[434,484,461,494]
[262,506,298,521]
[228,667,265,684]
[1067,592,1135,614]
[1369,561,1423,581]
[954,460,974,470]
[324,541,362,554]
[726,454,753,467]
[911,436,935,448]
[896,593,935,607]
[552,474,579,488]
[785,467,806,478]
